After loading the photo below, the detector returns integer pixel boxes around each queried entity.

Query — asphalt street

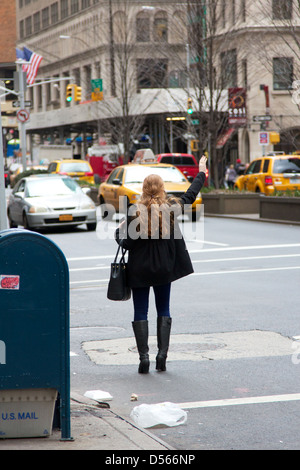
[42,210,300,450]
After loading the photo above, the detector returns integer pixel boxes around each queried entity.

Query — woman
[115,156,207,374]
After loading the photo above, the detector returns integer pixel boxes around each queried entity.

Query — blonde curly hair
[134,174,180,238]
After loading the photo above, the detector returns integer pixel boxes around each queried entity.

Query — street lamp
[59,35,90,49]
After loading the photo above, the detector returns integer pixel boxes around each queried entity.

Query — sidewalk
[0,392,172,450]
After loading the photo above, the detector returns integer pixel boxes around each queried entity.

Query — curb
[205,213,300,226]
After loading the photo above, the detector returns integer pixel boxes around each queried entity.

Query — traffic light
[74,86,82,102]
[66,84,73,102]
[187,97,193,114]
[191,140,199,151]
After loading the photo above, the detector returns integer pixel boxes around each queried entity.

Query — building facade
[16,0,192,159]
[1,0,18,160]
[14,0,300,171]
[212,0,300,163]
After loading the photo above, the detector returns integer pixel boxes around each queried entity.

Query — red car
[156,153,208,184]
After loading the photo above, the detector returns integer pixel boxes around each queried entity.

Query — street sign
[91,79,103,101]
[259,132,269,145]
[191,119,199,125]
[253,115,272,122]
[13,100,31,108]
[16,109,30,123]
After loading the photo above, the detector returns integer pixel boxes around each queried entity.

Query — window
[273,158,300,173]
[154,12,168,42]
[51,2,59,24]
[242,59,247,88]
[263,159,270,173]
[42,7,50,28]
[246,160,261,175]
[107,168,119,184]
[71,0,79,14]
[221,49,237,88]
[136,12,150,42]
[272,0,292,20]
[273,57,293,90]
[241,0,246,22]
[25,16,32,36]
[33,12,40,33]
[61,0,69,20]
[137,59,168,89]
[20,20,24,39]
[82,0,90,8]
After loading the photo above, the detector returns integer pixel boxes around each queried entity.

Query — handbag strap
[113,242,127,264]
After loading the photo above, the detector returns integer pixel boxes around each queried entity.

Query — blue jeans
[132,283,171,321]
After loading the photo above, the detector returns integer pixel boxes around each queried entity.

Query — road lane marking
[176,393,300,410]
[67,243,300,262]
[191,266,300,276]
[192,253,300,263]
[69,265,300,285]
[69,253,300,272]
[189,243,300,254]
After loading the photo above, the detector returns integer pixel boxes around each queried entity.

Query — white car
[7,174,97,231]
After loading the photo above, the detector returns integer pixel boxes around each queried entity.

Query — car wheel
[87,222,97,231]
[23,213,31,230]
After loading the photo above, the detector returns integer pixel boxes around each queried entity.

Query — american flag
[16,47,43,85]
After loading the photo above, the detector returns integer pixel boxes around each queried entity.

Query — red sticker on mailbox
[0,275,20,290]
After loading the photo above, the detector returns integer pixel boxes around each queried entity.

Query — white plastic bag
[130,402,187,428]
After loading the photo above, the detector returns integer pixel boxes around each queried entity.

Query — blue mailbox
[0,229,72,440]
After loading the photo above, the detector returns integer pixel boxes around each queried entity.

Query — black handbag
[107,243,131,301]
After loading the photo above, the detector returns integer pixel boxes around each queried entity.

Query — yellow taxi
[234,154,300,195]
[98,163,202,221]
[48,159,95,184]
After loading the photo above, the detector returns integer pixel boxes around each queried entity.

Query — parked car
[234,155,300,194]
[48,159,95,185]
[7,174,97,231]
[98,163,202,221]
[156,153,209,185]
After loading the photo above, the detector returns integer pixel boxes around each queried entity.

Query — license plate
[59,214,73,221]
[290,178,300,184]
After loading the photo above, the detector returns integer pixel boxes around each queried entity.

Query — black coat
[115,171,206,288]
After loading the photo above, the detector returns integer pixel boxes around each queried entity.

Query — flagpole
[0,98,8,230]
[17,61,27,172]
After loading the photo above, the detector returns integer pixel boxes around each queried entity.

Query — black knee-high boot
[156,316,172,371]
[132,320,150,373]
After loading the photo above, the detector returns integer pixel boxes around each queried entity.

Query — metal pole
[18,63,27,172]
[0,99,8,230]
[186,44,191,154]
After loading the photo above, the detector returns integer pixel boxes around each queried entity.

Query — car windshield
[124,166,186,184]
[273,158,300,173]
[26,178,82,197]
[60,162,91,172]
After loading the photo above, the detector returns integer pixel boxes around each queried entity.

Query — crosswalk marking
[176,393,300,409]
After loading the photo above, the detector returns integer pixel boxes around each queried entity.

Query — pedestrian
[225,164,237,188]
[235,158,246,175]
[115,156,207,374]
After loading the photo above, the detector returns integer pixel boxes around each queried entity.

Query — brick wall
[0,0,16,63]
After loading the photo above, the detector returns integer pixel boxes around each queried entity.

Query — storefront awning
[216,128,235,149]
